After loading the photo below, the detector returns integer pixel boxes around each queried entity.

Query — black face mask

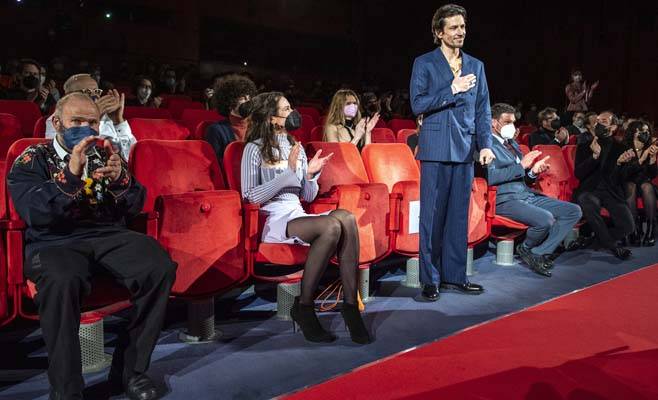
[237,101,253,119]
[365,101,380,117]
[550,118,561,131]
[595,123,610,138]
[22,75,40,90]
[284,110,302,132]
[637,131,651,144]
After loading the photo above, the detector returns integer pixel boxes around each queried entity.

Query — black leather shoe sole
[439,283,484,295]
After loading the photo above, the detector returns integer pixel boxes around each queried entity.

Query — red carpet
[284,264,658,400]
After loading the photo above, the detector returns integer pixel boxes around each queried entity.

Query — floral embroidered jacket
[7,141,145,257]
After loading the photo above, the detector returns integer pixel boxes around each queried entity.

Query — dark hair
[245,91,296,163]
[133,76,155,94]
[623,120,652,147]
[19,58,41,73]
[491,103,516,120]
[584,112,598,128]
[538,107,558,123]
[431,4,467,44]
[213,75,257,117]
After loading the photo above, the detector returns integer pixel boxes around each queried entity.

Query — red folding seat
[374,118,387,129]
[180,109,222,139]
[33,115,47,138]
[487,185,529,266]
[396,129,417,145]
[562,144,578,196]
[467,177,492,274]
[0,100,41,137]
[305,142,391,300]
[533,144,572,201]
[166,98,204,119]
[0,113,24,159]
[128,118,190,141]
[310,126,324,142]
[195,120,216,141]
[289,114,314,143]
[388,119,416,134]
[518,144,530,156]
[124,106,172,120]
[0,159,8,326]
[370,128,396,143]
[130,139,247,340]
[518,125,535,136]
[296,106,320,126]
[519,133,531,146]
[568,134,578,145]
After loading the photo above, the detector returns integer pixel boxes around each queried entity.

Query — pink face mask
[344,104,358,118]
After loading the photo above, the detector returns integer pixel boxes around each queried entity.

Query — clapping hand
[531,156,551,175]
[68,136,98,177]
[616,149,635,166]
[306,149,334,179]
[521,150,542,169]
[93,140,122,182]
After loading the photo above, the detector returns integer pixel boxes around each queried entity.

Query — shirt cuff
[527,170,537,179]
[305,171,321,182]
[114,120,130,131]
[54,166,85,196]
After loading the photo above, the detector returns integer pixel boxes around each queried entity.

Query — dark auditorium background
[1,0,657,120]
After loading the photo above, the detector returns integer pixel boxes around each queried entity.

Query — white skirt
[260,199,329,245]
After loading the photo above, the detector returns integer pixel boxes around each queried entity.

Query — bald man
[44,74,136,160]
[8,93,175,400]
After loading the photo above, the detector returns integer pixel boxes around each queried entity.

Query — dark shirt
[204,120,237,163]
[529,127,559,148]
[7,141,145,257]
[406,133,419,153]
[619,144,658,186]
[573,134,627,201]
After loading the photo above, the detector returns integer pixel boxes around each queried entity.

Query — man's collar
[52,134,69,159]
[492,133,505,144]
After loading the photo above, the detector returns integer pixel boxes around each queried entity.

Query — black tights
[286,209,359,306]
[625,181,657,222]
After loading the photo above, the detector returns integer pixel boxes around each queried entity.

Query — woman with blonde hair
[323,89,379,149]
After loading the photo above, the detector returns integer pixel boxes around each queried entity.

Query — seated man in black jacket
[573,111,635,259]
[7,93,176,400]
[529,107,569,147]
[204,74,257,162]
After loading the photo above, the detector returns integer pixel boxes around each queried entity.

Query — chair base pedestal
[359,267,371,303]
[563,227,580,248]
[79,316,112,374]
[401,257,421,288]
[276,281,301,320]
[495,239,517,266]
[179,298,222,343]
[466,247,476,276]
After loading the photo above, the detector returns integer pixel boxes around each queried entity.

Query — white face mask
[40,75,46,86]
[138,87,152,100]
[500,123,516,140]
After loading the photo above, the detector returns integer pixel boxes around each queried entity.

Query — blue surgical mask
[62,126,97,149]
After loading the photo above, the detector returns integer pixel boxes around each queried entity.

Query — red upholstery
[374,118,387,128]
[468,178,491,247]
[289,114,314,143]
[388,119,416,134]
[568,134,578,145]
[0,113,24,159]
[396,129,417,144]
[487,187,529,240]
[362,143,419,255]
[518,144,530,156]
[166,98,204,119]
[180,109,221,138]
[562,145,579,197]
[0,160,7,325]
[519,133,530,146]
[306,142,391,263]
[0,100,41,137]
[160,94,192,108]
[296,107,320,125]
[310,126,324,142]
[33,115,46,138]
[533,145,572,201]
[222,141,307,282]
[124,106,172,120]
[518,125,535,136]
[129,139,246,297]
[371,128,396,143]
[128,118,190,141]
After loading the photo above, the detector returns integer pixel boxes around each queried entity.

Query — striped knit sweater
[241,134,319,205]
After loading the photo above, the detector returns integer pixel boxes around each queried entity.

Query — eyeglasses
[76,88,103,97]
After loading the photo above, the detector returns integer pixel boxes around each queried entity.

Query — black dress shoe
[421,284,440,301]
[124,374,159,400]
[541,255,555,269]
[566,235,594,251]
[440,282,484,294]
[517,244,552,277]
[609,246,632,260]
[642,221,655,247]
[49,390,83,400]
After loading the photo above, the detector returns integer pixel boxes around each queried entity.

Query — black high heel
[643,220,655,247]
[290,297,336,343]
[629,217,643,246]
[341,302,372,344]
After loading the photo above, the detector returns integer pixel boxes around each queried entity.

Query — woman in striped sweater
[241,92,372,345]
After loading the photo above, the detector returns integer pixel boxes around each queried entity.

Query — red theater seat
[296,106,320,126]
[371,128,396,143]
[533,144,572,201]
[0,113,24,159]
[180,109,222,139]
[396,129,417,145]
[166,98,204,119]
[562,145,578,198]
[289,114,314,143]
[32,115,46,138]
[310,126,324,142]
[0,100,41,137]
[124,106,172,120]
[128,118,190,141]
[518,144,530,156]
[388,119,416,134]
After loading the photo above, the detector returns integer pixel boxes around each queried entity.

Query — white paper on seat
[409,200,420,234]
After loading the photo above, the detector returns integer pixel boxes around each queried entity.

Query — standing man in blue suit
[410,4,495,301]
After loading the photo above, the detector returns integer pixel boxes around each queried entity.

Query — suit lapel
[461,51,473,77]
[434,47,458,83]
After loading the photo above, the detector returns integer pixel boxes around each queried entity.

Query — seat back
[166,98,204,119]
[296,106,320,125]
[5,138,50,221]
[0,113,24,159]
[361,144,419,192]
[310,126,324,142]
[0,100,41,137]
[222,141,245,193]
[305,142,369,195]
[371,128,396,143]
[289,114,314,143]
[128,118,190,141]
[562,144,579,194]
[468,177,490,246]
[124,106,172,120]
[396,129,417,144]
[129,140,225,213]
[388,118,416,134]
[160,94,192,108]
[180,109,221,138]
[33,115,47,138]
[533,144,572,200]
[518,144,530,156]
[518,125,535,136]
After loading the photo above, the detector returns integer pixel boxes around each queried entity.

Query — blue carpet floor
[1,245,657,400]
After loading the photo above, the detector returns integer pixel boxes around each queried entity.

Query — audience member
[126,77,161,108]
[574,111,635,259]
[565,69,598,112]
[485,103,582,276]
[7,93,176,400]
[323,89,379,149]
[620,120,657,246]
[205,74,257,162]
[1,59,56,113]
[529,107,569,147]
[566,111,587,136]
[406,115,423,154]
[45,74,136,161]
[241,92,371,344]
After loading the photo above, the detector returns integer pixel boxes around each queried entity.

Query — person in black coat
[573,111,635,259]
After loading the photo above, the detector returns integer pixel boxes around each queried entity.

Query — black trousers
[25,230,177,397]
[575,189,635,249]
